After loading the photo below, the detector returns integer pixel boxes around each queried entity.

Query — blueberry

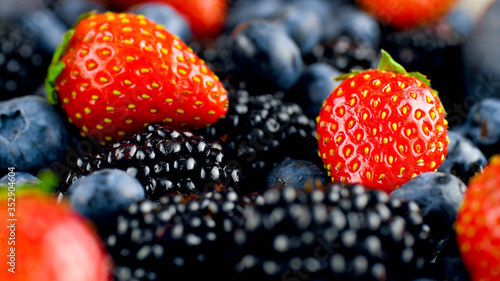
[225,0,284,33]
[51,0,106,28]
[128,3,192,43]
[67,169,145,233]
[232,20,304,90]
[288,0,340,28]
[463,0,500,101]
[455,98,500,158]
[438,131,487,180]
[390,172,466,242]
[0,172,40,187]
[324,5,380,47]
[0,96,70,174]
[266,158,328,190]
[293,62,342,118]
[22,11,68,54]
[271,6,323,55]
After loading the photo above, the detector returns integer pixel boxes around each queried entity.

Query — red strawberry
[45,12,228,145]
[356,0,457,30]
[0,190,111,281]
[455,156,500,281]
[101,0,227,37]
[316,50,448,193]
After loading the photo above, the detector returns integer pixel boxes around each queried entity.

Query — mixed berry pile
[0,0,499,280]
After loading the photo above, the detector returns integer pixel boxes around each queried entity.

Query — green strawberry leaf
[45,29,74,105]
[408,71,431,87]
[334,70,364,81]
[378,49,408,75]
[45,11,96,105]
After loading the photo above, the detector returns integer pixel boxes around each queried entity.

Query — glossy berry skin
[294,62,342,118]
[455,155,500,281]
[438,131,487,180]
[0,192,111,281]
[266,158,328,190]
[271,5,323,55]
[67,169,145,234]
[0,172,40,187]
[47,12,228,145]
[356,0,457,30]
[232,21,303,90]
[0,96,70,174]
[390,172,466,242]
[316,69,448,193]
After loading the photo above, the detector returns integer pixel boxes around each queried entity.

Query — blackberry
[231,184,434,280]
[61,123,241,199]
[0,18,51,100]
[195,86,321,194]
[105,184,434,280]
[107,188,246,281]
[303,36,379,73]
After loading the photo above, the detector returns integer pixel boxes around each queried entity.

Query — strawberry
[0,190,111,281]
[316,50,448,193]
[101,0,227,37]
[356,0,457,30]
[455,155,500,281]
[45,12,228,145]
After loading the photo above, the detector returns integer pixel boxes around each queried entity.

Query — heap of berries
[1,0,500,280]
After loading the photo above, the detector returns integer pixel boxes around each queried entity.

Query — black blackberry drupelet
[105,184,434,281]
[195,85,321,194]
[303,36,379,73]
[61,123,241,199]
[108,188,245,281]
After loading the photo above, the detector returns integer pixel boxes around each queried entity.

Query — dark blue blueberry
[446,7,474,38]
[324,5,380,47]
[68,169,145,233]
[390,172,466,242]
[0,171,40,187]
[225,0,284,33]
[271,6,323,55]
[128,3,192,43]
[438,131,487,182]
[454,98,500,158]
[288,0,341,28]
[463,0,500,101]
[293,62,342,118]
[22,11,68,54]
[232,20,304,90]
[266,158,328,190]
[51,0,106,28]
[0,96,70,174]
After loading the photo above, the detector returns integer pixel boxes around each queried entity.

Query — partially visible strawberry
[45,12,228,145]
[455,155,500,281]
[316,50,448,193]
[0,190,111,281]
[356,0,457,30]
[101,0,227,37]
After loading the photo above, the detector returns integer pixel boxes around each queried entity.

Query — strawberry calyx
[45,11,96,105]
[334,50,446,114]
